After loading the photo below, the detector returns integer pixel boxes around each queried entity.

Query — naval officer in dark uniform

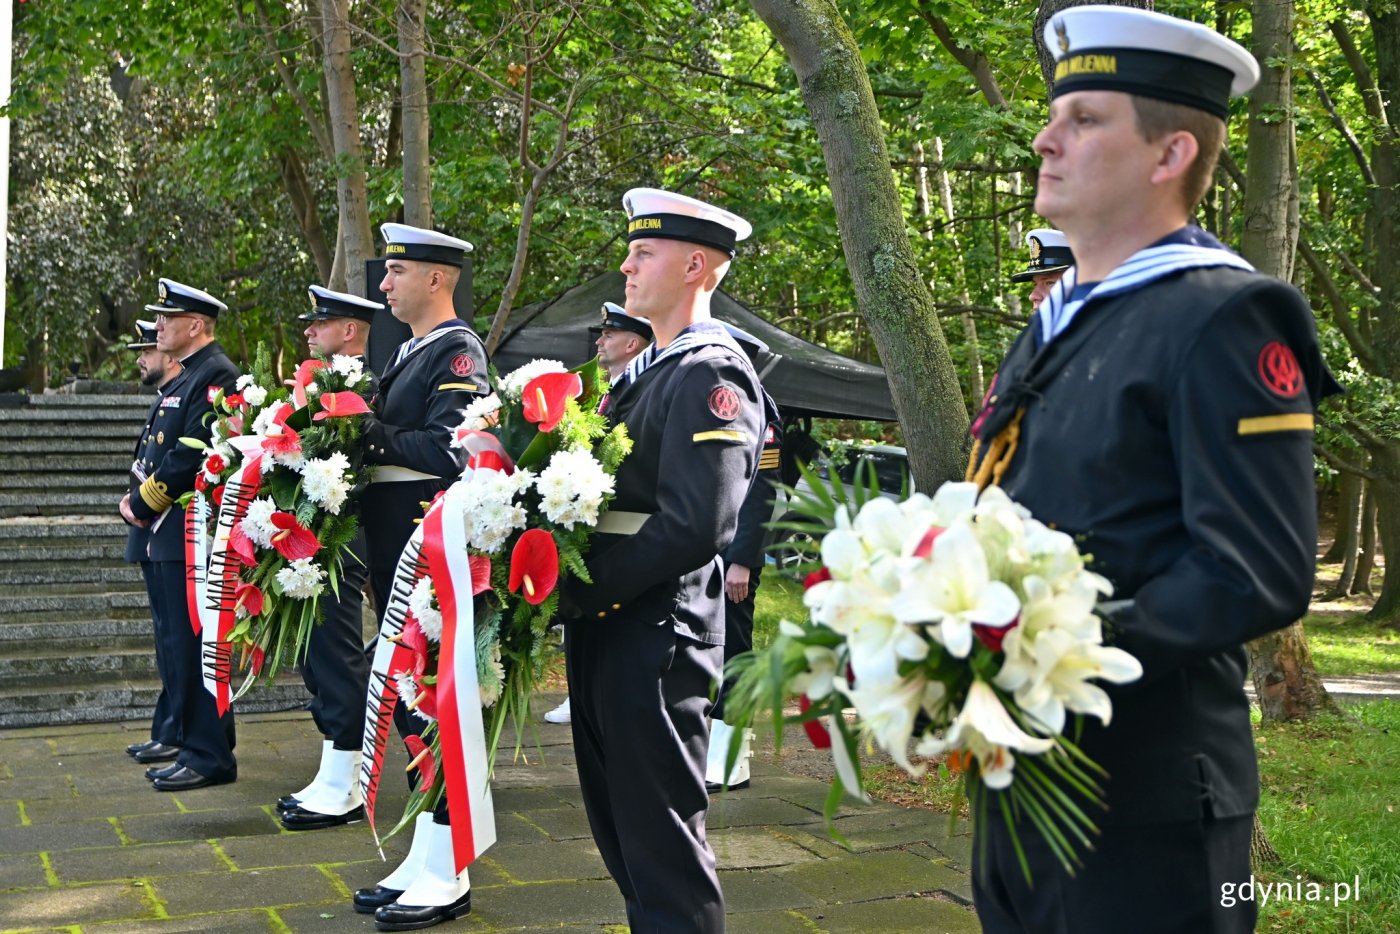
[1009,227,1074,309]
[123,319,184,765]
[278,285,381,831]
[560,188,764,932]
[966,8,1341,932]
[119,278,240,791]
[352,224,490,931]
[706,325,782,793]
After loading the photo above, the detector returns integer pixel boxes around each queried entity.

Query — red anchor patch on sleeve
[708,386,741,421]
[1257,341,1303,399]
[449,354,475,378]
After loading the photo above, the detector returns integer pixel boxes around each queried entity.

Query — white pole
[0,0,12,365]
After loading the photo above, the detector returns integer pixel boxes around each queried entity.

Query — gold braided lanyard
[964,407,1026,492]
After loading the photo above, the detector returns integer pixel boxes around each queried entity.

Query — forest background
[5,0,1398,635]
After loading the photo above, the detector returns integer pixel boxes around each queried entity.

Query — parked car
[764,442,911,574]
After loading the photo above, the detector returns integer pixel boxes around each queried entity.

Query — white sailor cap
[127,319,159,349]
[1046,5,1259,119]
[380,223,474,267]
[301,285,384,323]
[144,278,229,317]
[1010,228,1075,282]
[622,188,753,257]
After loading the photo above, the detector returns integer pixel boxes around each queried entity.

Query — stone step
[0,542,128,565]
[0,491,133,518]
[0,419,145,438]
[0,644,160,689]
[0,591,150,623]
[0,569,144,591]
[0,617,156,644]
[0,453,132,473]
[0,397,152,416]
[0,553,130,578]
[0,472,129,491]
[0,515,129,537]
[2,436,139,456]
[0,678,311,729]
[4,392,153,408]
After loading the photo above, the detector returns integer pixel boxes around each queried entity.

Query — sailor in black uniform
[560,188,764,932]
[966,9,1342,932]
[120,279,240,791]
[278,285,381,831]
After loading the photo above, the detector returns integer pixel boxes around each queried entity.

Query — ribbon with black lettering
[184,491,212,635]
[200,455,263,715]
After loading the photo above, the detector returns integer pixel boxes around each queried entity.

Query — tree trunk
[1321,469,1361,563]
[932,136,984,411]
[1357,482,1378,594]
[397,0,432,228]
[279,147,334,282]
[319,0,374,299]
[747,0,971,484]
[1368,439,1400,623]
[1251,624,1340,720]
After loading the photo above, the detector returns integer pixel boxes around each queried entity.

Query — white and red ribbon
[199,454,262,715]
[184,491,212,635]
[360,480,496,872]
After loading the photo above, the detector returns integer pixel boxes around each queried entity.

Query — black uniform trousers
[140,561,181,748]
[566,616,725,933]
[363,478,450,817]
[711,562,760,723]
[300,528,370,750]
[148,560,236,779]
[972,811,1254,934]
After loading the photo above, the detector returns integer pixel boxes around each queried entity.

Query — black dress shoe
[151,766,236,792]
[706,778,751,794]
[353,885,404,914]
[374,890,471,931]
[127,740,158,757]
[133,743,181,764]
[280,804,365,831]
[145,763,182,782]
[276,794,301,813]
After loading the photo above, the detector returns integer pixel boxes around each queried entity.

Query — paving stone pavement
[0,696,978,933]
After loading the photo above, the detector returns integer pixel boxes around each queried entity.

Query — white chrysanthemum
[305,382,320,396]
[330,354,364,381]
[301,452,352,514]
[240,497,279,547]
[236,374,257,391]
[242,384,268,407]
[451,394,504,441]
[499,359,567,399]
[536,448,615,529]
[275,557,325,600]
[409,577,443,642]
[251,403,289,439]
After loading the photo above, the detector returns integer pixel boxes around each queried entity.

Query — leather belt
[594,510,651,535]
[372,465,441,484]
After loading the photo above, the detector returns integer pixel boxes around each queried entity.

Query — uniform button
[597,611,606,619]
[611,603,621,610]
[158,411,165,417]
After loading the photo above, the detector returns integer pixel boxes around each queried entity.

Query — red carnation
[195,473,209,493]
[508,529,559,605]
[211,484,226,508]
[205,452,227,474]
[269,512,321,560]
[521,372,583,433]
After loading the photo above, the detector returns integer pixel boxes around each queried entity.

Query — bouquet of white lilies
[726,473,1142,880]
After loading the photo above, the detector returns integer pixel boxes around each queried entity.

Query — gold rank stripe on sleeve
[437,382,479,392]
[138,475,174,512]
[758,451,781,470]
[692,429,751,444]
[1237,413,1315,436]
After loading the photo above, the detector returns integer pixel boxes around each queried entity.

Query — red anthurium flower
[234,581,264,617]
[313,391,371,421]
[803,567,832,590]
[798,695,832,749]
[249,645,266,675]
[211,484,226,508]
[469,555,493,596]
[521,372,583,433]
[408,677,439,720]
[468,450,508,473]
[973,617,1019,653]
[403,734,438,788]
[292,359,326,409]
[508,529,559,605]
[261,406,302,458]
[229,522,259,567]
[205,452,227,474]
[398,616,430,678]
[458,430,514,474]
[269,512,321,560]
[913,526,946,559]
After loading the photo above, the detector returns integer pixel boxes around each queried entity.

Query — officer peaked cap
[301,285,383,323]
[1010,228,1075,282]
[589,301,653,342]
[127,319,159,349]
[144,278,228,318]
